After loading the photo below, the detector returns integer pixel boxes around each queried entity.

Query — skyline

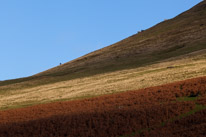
[0,0,202,80]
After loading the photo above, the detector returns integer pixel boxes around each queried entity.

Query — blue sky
[0,0,202,80]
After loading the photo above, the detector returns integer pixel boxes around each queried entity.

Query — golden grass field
[1,49,206,110]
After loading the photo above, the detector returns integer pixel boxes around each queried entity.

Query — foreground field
[0,76,206,137]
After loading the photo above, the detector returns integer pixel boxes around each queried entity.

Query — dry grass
[1,50,206,110]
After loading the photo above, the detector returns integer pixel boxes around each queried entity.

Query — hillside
[1,1,206,88]
[1,76,206,137]
[0,1,206,110]
[38,1,206,76]
[0,2,206,137]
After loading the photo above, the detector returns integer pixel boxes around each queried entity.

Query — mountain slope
[0,1,206,110]
[1,49,206,110]
[1,2,206,136]
[1,76,206,137]
[0,1,206,88]
[37,0,206,77]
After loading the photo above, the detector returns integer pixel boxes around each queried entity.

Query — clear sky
[0,0,202,80]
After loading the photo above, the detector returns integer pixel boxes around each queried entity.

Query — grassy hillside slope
[1,1,206,88]
[37,0,206,76]
[1,76,206,137]
[0,50,206,110]
[0,1,206,109]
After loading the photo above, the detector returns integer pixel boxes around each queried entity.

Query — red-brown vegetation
[140,109,206,137]
[0,76,206,137]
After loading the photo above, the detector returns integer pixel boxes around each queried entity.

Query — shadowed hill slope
[0,1,206,88]
[37,1,206,76]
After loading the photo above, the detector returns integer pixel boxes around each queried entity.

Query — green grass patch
[170,104,206,122]
[120,101,206,137]
[0,100,42,111]
[176,96,199,102]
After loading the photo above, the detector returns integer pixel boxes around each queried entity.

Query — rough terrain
[0,76,206,137]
